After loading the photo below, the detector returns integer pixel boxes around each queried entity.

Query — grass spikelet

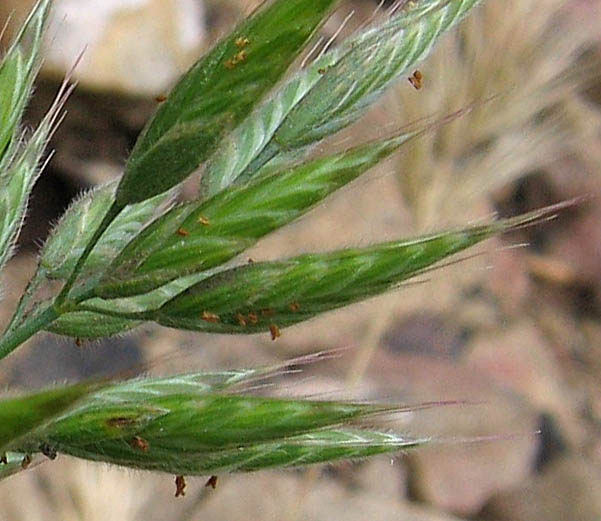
[13,370,439,475]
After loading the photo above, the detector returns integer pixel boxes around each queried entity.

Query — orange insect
[234,50,247,63]
[130,436,150,452]
[247,312,258,324]
[235,36,250,48]
[269,324,281,341]
[224,49,248,69]
[201,311,220,323]
[155,94,167,103]
[176,228,189,237]
[175,475,186,497]
[288,302,300,312]
[408,70,423,90]
[236,313,247,326]
[75,337,83,347]
[197,215,210,226]
[205,475,218,489]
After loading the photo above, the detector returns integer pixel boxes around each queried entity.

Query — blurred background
[1,0,601,519]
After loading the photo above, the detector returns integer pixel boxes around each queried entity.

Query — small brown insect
[269,324,281,341]
[225,49,247,70]
[318,67,327,75]
[0,454,7,464]
[155,94,167,103]
[234,50,247,63]
[39,443,57,460]
[201,311,220,323]
[235,36,250,49]
[205,475,218,489]
[197,215,210,226]
[247,257,255,264]
[130,436,150,452]
[247,312,258,325]
[175,475,186,497]
[176,228,189,237]
[74,337,83,347]
[408,70,423,90]
[288,302,300,312]
[236,313,247,326]
[21,454,32,469]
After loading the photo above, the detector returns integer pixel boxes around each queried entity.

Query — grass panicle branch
[0,0,582,490]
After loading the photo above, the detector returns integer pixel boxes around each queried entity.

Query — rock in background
[42,0,206,95]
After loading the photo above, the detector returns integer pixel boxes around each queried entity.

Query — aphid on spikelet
[269,323,281,341]
[201,311,220,323]
[39,443,57,460]
[224,49,248,69]
[234,50,247,63]
[155,94,167,102]
[175,475,186,497]
[408,70,423,90]
[176,227,189,237]
[205,475,218,489]
[235,36,250,48]
[130,436,149,452]
[20,454,32,469]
